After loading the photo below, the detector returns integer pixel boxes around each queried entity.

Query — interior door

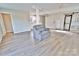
[0,14,6,36]
[63,15,72,31]
[1,13,14,33]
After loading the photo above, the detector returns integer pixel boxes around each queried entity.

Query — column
[36,8,41,24]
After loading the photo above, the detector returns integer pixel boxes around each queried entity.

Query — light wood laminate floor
[0,30,79,56]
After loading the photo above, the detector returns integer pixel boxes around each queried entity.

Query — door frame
[1,12,14,34]
[63,15,72,31]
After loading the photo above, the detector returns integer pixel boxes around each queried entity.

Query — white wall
[45,13,64,30]
[45,12,79,33]
[32,6,79,16]
[1,6,79,33]
[0,9,31,33]
[12,12,31,33]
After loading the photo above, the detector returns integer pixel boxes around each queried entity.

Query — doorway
[63,15,72,31]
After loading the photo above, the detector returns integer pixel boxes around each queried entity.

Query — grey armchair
[33,25,50,40]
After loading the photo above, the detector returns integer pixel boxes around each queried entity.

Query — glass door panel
[63,15,72,31]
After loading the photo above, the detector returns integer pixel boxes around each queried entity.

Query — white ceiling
[0,3,79,12]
